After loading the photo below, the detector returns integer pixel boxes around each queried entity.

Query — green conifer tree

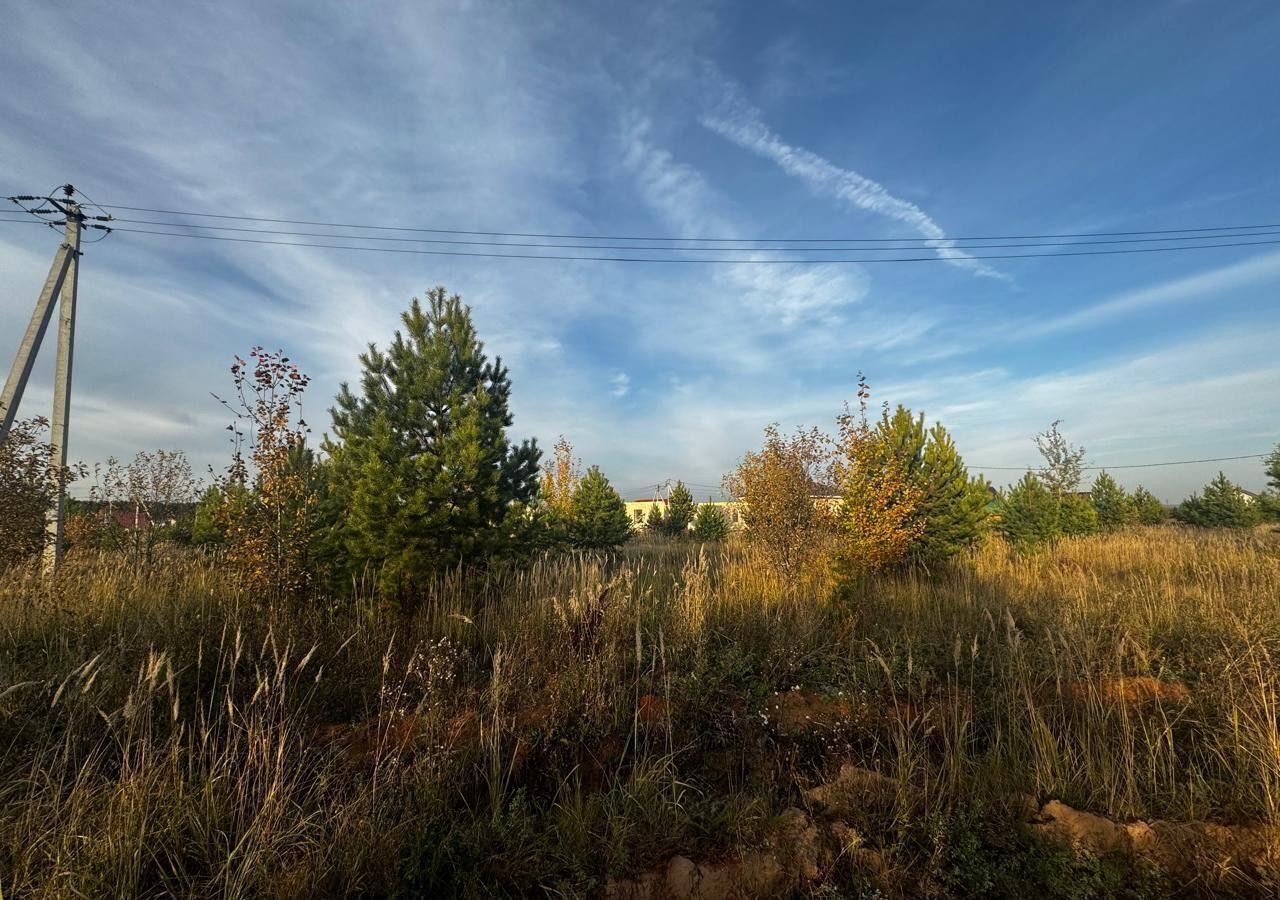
[569,466,631,549]
[998,473,1060,549]
[324,288,540,592]
[191,485,226,546]
[664,481,696,536]
[1059,493,1099,536]
[1131,486,1167,525]
[876,406,992,565]
[692,501,730,542]
[645,503,665,532]
[1174,472,1262,528]
[1262,445,1280,522]
[1090,471,1136,530]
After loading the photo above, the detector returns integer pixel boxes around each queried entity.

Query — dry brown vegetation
[2,526,1279,897]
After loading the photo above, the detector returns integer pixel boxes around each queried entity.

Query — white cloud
[610,372,631,398]
[698,82,1008,281]
[877,327,1280,501]
[1024,250,1280,337]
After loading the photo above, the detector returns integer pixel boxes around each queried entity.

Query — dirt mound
[762,690,862,733]
[606,806,873,899]
[606,809,811,900]
[804,763,902,815]
[1031,800,1280,888]
[606,797,900,899]
[309,698,559,767]
[1065,676,1190,705]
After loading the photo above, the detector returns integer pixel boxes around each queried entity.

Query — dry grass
[1,526,1277,897]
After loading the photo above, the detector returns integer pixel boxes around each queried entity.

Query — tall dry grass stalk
[0,526,1277,895]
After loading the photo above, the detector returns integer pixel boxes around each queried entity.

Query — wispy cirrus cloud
[1024,249,1280,337]
[698,84,1008,281]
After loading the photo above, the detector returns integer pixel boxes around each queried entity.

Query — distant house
[112,506,153,531]
[623,491,838,531]
[1239,488,1260,503]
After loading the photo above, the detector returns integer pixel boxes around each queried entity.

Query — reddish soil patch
[762,690,862,733]
[1065,675,1190,705]
[636,694,669,724]
[761,689,958,737]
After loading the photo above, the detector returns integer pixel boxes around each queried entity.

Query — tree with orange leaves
[724,423,834,581]
[832,378,925,576]
[214,347,316,601]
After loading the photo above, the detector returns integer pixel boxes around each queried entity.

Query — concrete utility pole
[1,185,108,573]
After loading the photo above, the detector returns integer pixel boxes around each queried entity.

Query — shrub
[214,349,318,601]
[539,435,581,519]
[723,424,833,580]
[832,392,924,575]
[1174,472,1262,528]
[0,418,78,568]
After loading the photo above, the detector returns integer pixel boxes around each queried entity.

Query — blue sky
[1,0,1278,502]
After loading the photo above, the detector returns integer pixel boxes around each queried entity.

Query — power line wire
[85,216,1280,252]
[93,203,1280,243]
[48,224,1280,264]
[971,453,1269,472]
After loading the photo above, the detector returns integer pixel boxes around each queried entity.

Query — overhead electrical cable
[970,452,1270,472]
[37,224,1280,264]
[92,202,1280,243]
[87,216,1280,252]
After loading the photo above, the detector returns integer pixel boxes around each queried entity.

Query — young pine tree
[998,473,1060,549]
[325,289,540,593]
[1090,471,1136,530]
[191,485,226,546]
[875,403,992,566]
[1131,486,1167,525]
[691,501,730,542]
[1262,445,1280,522]
[664,481,696,535]
[1059,494,1099,536]
[1175,472,1262,528]
[645,502,665,533]
[569,466,631,549]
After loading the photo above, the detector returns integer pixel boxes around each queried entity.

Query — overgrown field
[2,527,1278,898]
